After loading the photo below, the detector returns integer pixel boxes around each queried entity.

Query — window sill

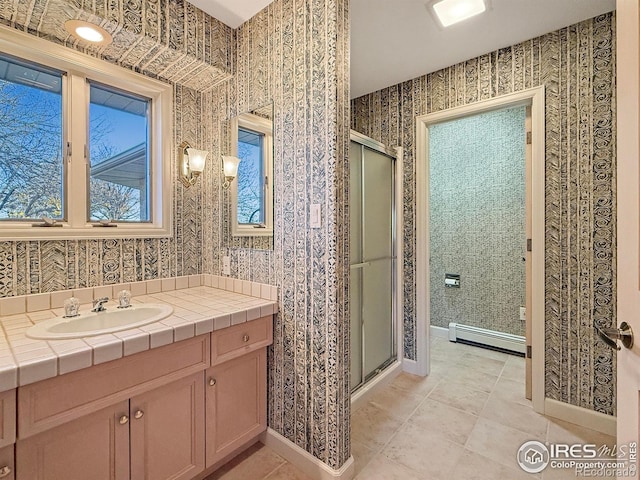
[0,222,172,241]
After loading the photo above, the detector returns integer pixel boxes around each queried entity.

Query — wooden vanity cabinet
[17,372,205,480]
[130,372,205,480]
[205,315,272,467]
[8,315,273,480]
[16,401,130,480]
[205,348,267,466]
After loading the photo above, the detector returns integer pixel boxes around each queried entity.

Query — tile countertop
[0,286,278,392]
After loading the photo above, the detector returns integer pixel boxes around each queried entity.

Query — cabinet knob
[0,466,11,478]
[134,410,144,419]
[119,415,129,425]
[242,334,250,342]
[209,378,217,386]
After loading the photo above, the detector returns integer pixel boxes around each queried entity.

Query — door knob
[119,415,129,425]
[596,322,634,350]
[134,410,144,419]
[0,466,11,478]
[209,378,217,386]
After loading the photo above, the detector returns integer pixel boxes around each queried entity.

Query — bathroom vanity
[0,276,276,480]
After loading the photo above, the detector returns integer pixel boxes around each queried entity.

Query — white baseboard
[430,325,449,339]
[544,398,617,437]
[261,428,354,480]
[351,361,402,412]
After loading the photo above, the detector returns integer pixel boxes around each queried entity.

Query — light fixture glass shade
[222,156,241,178]
[432,0,486,27]
[186,148,208,173]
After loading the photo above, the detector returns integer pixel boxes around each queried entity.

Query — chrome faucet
[92,297,109,312]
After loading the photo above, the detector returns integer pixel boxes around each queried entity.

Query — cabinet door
[206,348,266,467]
[16,401,129,480]
[130,372,205,480]
[0,445,14,480]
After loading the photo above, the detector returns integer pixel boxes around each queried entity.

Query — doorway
[349,131,401,394]
[415,86,546,412]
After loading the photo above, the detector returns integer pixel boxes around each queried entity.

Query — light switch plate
[310,204,321,228]
[222,256,231,275]
[519,306,526,321]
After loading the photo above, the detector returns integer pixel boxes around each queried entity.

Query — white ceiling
[186,0,273,29]
[189,0,616,98]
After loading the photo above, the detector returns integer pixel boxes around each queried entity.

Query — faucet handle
[63,297,80,318]
[117,290,132,309]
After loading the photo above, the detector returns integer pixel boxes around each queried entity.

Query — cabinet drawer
[0,390,15,448]
[211,316,273,366]
[19,335,210,439]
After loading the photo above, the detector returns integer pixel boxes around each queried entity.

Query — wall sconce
[179,141,208,187]
[221,156,241,189]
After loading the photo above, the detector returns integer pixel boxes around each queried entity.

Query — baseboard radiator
[448,322,526,355]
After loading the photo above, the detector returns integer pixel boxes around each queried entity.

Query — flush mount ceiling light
[64,20,113,46]
[431,0,486,27]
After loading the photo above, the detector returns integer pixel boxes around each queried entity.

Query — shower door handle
[350,262,370,269]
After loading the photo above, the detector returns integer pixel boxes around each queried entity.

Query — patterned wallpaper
[0,0,352,471]
[206,0,352,468]
[352,14,617,415]
[0,0,233,90]
[429,106,526,337]
[0,0,223,296]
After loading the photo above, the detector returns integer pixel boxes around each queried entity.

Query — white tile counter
[0,275,278,391]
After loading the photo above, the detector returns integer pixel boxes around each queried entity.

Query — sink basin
[26,304,174,339]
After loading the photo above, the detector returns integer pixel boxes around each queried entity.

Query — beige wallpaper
[352,14,617,416]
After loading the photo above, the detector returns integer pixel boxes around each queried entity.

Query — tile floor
[208,337,616,480]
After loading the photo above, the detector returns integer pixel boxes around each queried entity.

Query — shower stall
[349,131,398,393]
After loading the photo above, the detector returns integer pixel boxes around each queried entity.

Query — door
[350,134,396,391]
[616,0,640,464]
[130,372,205,480]
[16,401,130,480]
[205,349,267,467]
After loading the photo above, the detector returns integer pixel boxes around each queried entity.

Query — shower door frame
[350,130,404,394]
[414,86,546,413]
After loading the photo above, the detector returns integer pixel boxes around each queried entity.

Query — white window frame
[230,113,274,237]
[0,25,173,240]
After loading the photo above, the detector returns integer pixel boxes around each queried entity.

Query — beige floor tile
[445,365,499,393]
[382,422,465,479]
[428,380,490,415]
[354,455,424,480]
[501,359,526,381]
[466,417,536,471]
[368,384,424,422]
[491,376,532,407]
[206,442,284,480]
[460,352,507,376]
[410,397,478,445]
[451,450,537,480]
[546,418,616,448]
[480,394,549,438]
[389,371,442,397]
[351,403,403,452]
[264,462,313,480]
[351,439,377,475]
[458,344,512,362]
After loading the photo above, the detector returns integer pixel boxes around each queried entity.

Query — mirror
[223,103,274,250]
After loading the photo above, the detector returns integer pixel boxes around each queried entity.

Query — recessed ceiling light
[431,0,486,27]
[64,20,113,46]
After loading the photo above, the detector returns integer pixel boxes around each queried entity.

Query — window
[0,27,172,239]
[231,113,273,237]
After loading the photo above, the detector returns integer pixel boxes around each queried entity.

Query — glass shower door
[350,137,396,391]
